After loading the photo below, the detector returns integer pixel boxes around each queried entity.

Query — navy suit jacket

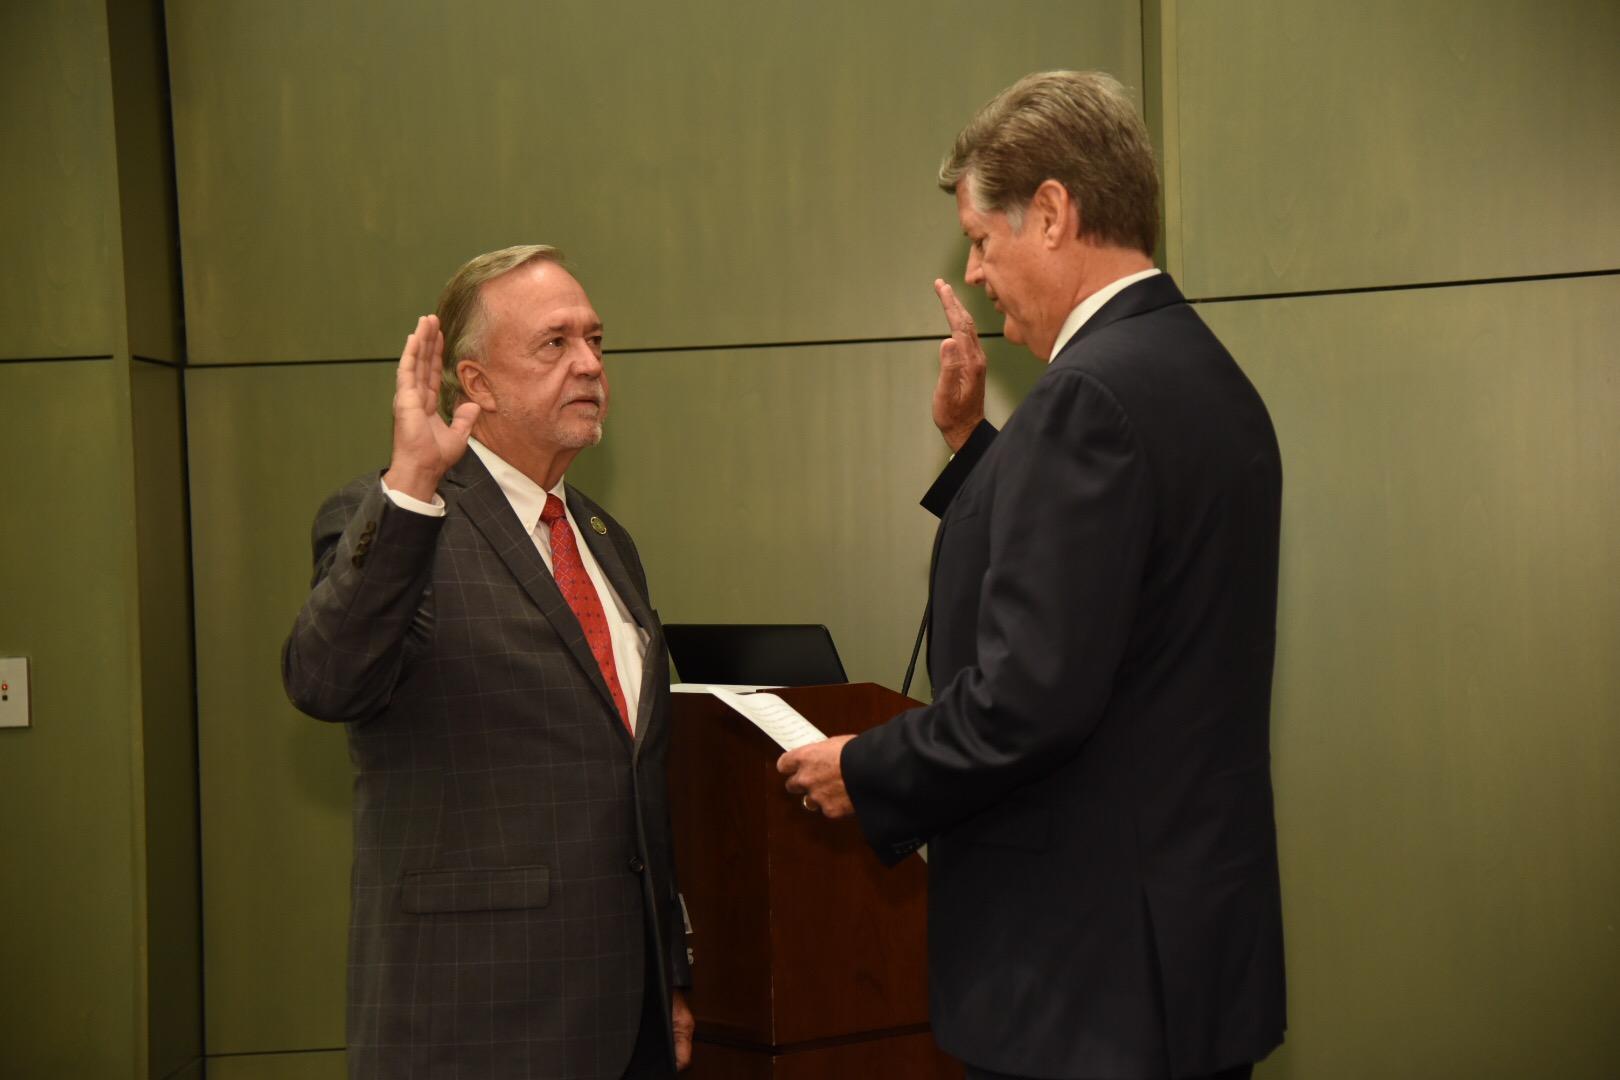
[843,274,1286,1078]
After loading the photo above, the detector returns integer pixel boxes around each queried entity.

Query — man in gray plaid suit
[284,245,693,1079]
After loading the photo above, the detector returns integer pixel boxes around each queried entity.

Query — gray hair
[939,71,1159,255]
[434,244,565,420]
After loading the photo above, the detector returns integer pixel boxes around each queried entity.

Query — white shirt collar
[468,438,567,535]
[1048,267,1162,361]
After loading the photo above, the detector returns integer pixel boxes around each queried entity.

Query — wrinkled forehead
[482,261,601,335]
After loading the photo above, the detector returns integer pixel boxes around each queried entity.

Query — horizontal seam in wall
[607,331,1006,356]
[0,354,115,365]
[205,1046,345,1059]
[155,1055,205,1080]
[133,354,185,369]
[1189,267,1620,306]
[182,332,1010,369]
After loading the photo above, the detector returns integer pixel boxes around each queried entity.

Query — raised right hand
[382,315,481,501]
[931,279,987,452]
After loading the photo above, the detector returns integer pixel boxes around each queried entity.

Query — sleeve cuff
[920,419,998,517]
[380,477,446,517]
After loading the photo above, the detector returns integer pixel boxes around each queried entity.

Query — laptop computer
[663,623,848,687]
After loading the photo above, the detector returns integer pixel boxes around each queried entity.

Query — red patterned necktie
[539,494,632,733]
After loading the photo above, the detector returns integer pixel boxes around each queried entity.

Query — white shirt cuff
[380,477,446,517]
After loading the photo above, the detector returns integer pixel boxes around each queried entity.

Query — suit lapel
[569,486,664,745]
[447,456,625,728]
[570,488,656,631]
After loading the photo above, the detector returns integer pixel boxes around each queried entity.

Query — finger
[414,316,436,401]
[447,401,481,440]
[400,317,427,383]
[423,315,444,399]
[934,279,978,340]
[776,751,796,775]
[675,1033,692,1071]
[396,321,424,396]
[939,337,961,372]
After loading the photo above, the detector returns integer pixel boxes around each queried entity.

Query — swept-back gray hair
[434,244,564,420]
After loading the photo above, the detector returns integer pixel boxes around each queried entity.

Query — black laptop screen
[663,623,848,686]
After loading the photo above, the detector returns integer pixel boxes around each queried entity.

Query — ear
[1031,179,1076,248]
[457,359,497,413]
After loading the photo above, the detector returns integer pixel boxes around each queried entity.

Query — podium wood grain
[668,683,961,1077]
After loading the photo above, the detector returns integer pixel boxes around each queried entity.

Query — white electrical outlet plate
[0,657,31,728]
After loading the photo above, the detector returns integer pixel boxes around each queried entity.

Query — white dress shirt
[1048,267,1162,361]
[382,438,648,730]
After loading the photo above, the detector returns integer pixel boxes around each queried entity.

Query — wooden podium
[667,683,963,1079]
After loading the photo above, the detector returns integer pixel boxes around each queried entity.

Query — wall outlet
[0,657,31,728]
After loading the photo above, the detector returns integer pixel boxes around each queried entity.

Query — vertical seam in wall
[1140,0,1163,268]
[1160,0,1184,283]
[151,0,207,1058]
[177,362,208,1062]
[174,361,205,1062]
[97,0,153,1061]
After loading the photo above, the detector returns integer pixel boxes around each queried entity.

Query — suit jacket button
[628,856,645,873]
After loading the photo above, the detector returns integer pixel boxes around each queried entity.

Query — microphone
[900,595,931,698]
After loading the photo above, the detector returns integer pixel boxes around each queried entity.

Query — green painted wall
[187,363,394,1052]
[131,361,203,1080]
[0,1,122,359]
[1205,278,1620,1078]
[206,1050,345,1080]
[1163,0,1620,295]
[0,361,141,1079]
[166,0,1140,361]
[0,2,200,1078]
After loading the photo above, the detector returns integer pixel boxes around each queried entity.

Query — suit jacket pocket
[400,864,551,913]
[952,799,1051,851]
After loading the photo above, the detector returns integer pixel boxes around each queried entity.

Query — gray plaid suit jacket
[283,451,689,1080]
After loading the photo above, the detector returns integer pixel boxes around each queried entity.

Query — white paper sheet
[706,687,828,751]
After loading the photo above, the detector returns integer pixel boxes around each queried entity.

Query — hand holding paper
[778,734,856,819]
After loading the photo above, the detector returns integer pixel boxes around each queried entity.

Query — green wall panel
[188,362,396,1052]
[206,1050,346,1080]
[0,0,121,359]
[1169,0,1620,297]
[132,361,203,1078]
[167,0,1140,362]
[1202,276,1620,1079]
[108,0,185,363]
[0,360,141,1079]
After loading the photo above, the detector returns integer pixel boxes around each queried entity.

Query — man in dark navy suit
[781,71,1286,1080]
